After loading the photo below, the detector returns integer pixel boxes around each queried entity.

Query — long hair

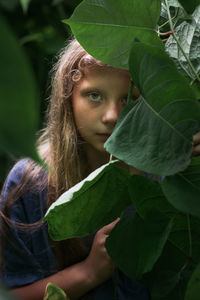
[39,37,108,204]
[0,37,108,270]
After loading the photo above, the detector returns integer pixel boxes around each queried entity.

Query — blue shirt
[0,159,150,299]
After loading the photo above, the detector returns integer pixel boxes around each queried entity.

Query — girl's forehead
[83,65,130,79]
[75,65,132,93]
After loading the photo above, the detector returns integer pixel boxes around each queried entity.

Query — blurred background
[0,0,82,187]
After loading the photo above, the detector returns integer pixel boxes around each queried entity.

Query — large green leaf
[169,214,200,263]
[44,161,131,240]
[0,15,40,162]
[127,175,176,217]
[110,175,198,299]
[185,263,200,300]
[161,157,200,217]
[105,42,200,175]
[106,209,174,280]
[105,175,174,279]
[64,0,163,69]
[142,241,193,300]
[165,5,200,81]
[130,177,200,298]
[128,175,200,262]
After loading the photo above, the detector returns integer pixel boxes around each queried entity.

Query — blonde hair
[38,38,107,207]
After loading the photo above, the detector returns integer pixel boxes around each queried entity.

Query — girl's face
[72,66,138,154]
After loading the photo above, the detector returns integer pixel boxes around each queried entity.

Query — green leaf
[150,270,181,299]
[165,5,200,81]
[178,0,200,14]
[127,175,176,218]
[185,263,200,300]
[20,0,32,13]
[192,80,200,99]
[64,0,163,69]
[128,176,200,262]
[0,15,40,163]
[161,157,200,218]
[44,283,67,300]
[169,214,200,263]
[106,209,174,279]
[142,241,192,300]
[44,161,131,240]
[105,42,200,175]
[124,174,197,299]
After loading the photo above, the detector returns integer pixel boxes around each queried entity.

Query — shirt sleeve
[0,159,59,288]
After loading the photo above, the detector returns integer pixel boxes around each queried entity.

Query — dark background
[0,0,82,186]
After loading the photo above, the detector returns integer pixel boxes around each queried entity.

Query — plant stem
[165,0,200,82]
[127,81,134,104]
[187,214,192,257]
[109,154,113,162]
[158,7,178,31]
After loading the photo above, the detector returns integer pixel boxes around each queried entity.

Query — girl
[0,37,199,300]
[0,37,149,300]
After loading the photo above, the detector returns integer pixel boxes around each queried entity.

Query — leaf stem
[158,6,179,31]
[165,0,200,82]
[109,154,113,162]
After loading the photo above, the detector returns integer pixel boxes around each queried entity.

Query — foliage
[0,0,81,185]
[1,0,200,298]
[0,14,40,163]
[64,0,163,69]
[161,157,200,217]
[45,0,200,299]
[165,5,200,82]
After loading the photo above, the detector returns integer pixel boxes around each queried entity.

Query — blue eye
[88,92,102,101]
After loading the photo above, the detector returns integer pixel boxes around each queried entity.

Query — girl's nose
[102,102,121,125]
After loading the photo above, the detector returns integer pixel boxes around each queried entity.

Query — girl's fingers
[102,218,120,235]
[193,132,200,145]
[192,144,200,156]
[192,132,200,156]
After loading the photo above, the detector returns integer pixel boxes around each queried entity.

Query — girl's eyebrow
[80,87,104,95]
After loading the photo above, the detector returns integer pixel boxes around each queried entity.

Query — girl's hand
[84,218,120,286]
[193,132,200,156]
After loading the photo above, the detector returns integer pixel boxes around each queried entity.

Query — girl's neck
[81,144,110,177]
[80,143,144,178]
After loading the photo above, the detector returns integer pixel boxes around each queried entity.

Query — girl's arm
[11,219,120,300]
